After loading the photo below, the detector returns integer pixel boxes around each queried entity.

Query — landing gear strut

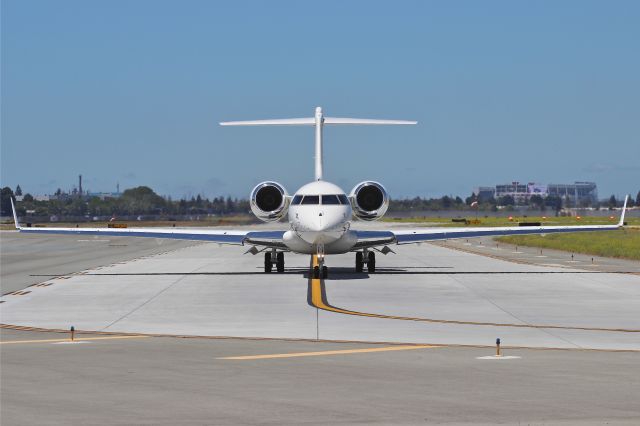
[264,250,285,273]
[355,249,375,273]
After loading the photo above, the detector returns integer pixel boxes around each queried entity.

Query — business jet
[11,107,628,278]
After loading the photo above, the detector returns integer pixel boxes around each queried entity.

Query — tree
[120,186,166,214]
[441,195,452,209]
[465,192,477,206]
[636,191,640,207]
[498,195,515,206]
[23,193,34,202]
[15,185,23,196]
[545,195,562,212]
[529,194,544,210]
[608,195,617,209]
[0,187,15,216]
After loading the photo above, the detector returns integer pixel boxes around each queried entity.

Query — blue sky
[2,0,639,199]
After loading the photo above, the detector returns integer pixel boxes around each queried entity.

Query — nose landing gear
[264,249,286,273]
[312,265,328,279]
[355,249,376,273]
[312,245,328,279]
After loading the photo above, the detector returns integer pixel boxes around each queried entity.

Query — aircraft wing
[9,199,285,248]
[360,195,629,247]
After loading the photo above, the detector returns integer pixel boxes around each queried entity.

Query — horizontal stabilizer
[219,107,417,180]
[220,116,417,127]
[324,117,417,125]
[220,118,315,126]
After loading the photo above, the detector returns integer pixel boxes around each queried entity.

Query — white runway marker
[476,355,521,360]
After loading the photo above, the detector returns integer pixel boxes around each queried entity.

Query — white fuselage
[283,180,356,255]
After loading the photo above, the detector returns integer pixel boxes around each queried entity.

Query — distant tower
[117,182,120,193]
[78,175,83,196]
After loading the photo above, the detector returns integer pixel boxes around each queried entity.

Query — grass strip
[495,228,640,261]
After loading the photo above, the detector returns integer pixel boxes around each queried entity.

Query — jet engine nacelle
[349,181,389,221]
[250,181,289,222]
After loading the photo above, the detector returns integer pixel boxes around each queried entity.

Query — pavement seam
[2,323,639,353]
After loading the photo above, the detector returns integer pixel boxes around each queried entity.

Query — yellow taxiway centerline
[0,335,149,345]
[308,256,640,333]
[218,344,437,360]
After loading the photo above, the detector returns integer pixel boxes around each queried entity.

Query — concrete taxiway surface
[2,328,639,426]
[2,230,640,425]
[2,230,639,350]
[1,231,195,294]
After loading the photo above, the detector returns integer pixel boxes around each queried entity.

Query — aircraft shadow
[32,269,623,279]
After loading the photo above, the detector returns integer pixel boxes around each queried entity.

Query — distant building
[475,181,598,206]
[547,182,598,206]
[474,186,496,203]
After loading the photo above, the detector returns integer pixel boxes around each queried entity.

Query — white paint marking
[476,355,521,360]
[52,341,90,345]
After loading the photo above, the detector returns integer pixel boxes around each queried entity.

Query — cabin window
[322,195,340,205]
[300,195,320,205]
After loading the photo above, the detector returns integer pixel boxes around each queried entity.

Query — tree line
[1,185,638,220]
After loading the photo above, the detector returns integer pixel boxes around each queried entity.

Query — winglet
[618,195,629,227]
[10,197,20,229]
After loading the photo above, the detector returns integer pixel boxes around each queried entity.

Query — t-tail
[220,106,417,181]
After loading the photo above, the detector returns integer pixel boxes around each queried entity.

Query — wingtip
[10,197,20,229]
[618,195,629,227]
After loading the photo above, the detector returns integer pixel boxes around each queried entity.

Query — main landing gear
[355,249,376,273]
[264,249,285,273]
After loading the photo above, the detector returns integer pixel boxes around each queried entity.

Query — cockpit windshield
[300,195,320,205]
[321,195,340,205]
[292,194,350,205]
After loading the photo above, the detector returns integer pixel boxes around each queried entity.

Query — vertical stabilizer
[314,107,324,181]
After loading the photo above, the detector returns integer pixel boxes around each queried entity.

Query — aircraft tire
[264,252,272,273]
[355,252,364,273]
[367,251,376,273]
[276,252,285,273]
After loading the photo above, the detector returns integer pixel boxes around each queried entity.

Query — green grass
[384,215,640,227]
[0,215,258,230]
[495,228,640,261]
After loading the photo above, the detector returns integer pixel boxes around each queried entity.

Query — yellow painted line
[218,345,436,360]
[0,335,149,345]
[308,255,640,333]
